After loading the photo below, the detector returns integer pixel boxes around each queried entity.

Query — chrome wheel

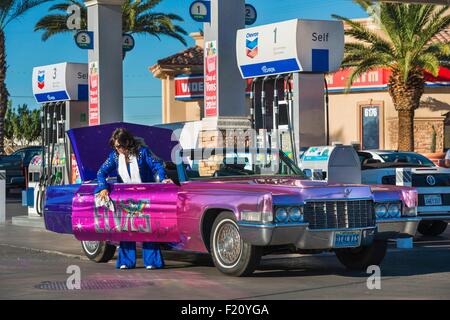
[214,219,242,268]
[82,241,100,255]
[210,212,262,276]
[81,241,116,263]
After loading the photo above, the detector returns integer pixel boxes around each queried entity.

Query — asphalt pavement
[1,196,450,300]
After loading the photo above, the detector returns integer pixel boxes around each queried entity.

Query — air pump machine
[27,62,89,217]
[236,19,345,162]
[299,144,362,184]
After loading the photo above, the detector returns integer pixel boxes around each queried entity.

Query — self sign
[312,32,329,42]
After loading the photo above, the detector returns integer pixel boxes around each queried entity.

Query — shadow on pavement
[250,243,450,278]
[162,251,215,267]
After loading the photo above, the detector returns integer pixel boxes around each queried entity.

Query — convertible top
[68,122,179,182]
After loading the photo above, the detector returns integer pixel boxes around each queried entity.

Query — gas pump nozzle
[272,74,283,149]
[249,78,259,130]
[260,76,270,148]
[284,74,298,165]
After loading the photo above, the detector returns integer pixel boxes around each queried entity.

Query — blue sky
[8,0,366,125]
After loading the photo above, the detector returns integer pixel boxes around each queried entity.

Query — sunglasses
[115,144,126,149]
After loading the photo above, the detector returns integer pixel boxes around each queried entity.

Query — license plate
[424,194,442,206]
[334,231,361,248]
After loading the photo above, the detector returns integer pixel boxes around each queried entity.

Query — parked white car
[359,150,450,236]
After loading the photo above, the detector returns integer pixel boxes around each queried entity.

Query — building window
[360,104,383,150]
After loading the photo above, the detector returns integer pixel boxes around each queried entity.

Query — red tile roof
[432,28,450,43]
[157,46,203,67]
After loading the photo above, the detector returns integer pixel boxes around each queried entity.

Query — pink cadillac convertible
[44,123,420,276]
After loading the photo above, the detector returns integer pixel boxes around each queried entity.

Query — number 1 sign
[190,1,211,23]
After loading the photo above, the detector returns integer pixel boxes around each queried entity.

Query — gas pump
[26,62,89,218]
[34,101,70,216]
[236,19,345,162]
[246,73,298,162]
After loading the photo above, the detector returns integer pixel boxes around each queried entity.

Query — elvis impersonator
[95,127,172,270]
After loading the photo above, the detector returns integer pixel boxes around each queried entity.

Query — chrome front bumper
[374,217,421,239]
[418,214,450,222]
[237,222,376,250]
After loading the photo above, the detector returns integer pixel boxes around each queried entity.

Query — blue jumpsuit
[96,146,166,269]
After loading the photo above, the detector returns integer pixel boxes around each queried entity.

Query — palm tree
[0,0,50,154]
[333,1,450,151]
[34,0,188,52]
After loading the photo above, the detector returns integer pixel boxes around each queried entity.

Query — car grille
[382,174,450,187]
[303,200,375,230]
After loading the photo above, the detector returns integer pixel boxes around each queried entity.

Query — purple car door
[72,182,180,243]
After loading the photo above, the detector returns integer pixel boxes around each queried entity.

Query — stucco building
[150,22,450,153]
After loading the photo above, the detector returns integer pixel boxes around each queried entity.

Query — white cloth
[118,153,142,184]
[94,193,115,212]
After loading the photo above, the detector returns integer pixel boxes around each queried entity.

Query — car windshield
[379,153,435,167]
[180,148,305,179]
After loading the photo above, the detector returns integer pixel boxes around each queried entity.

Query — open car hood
[68,122,178,182]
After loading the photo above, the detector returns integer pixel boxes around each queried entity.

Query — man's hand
[99,189,109,201]
[162,179,173,184]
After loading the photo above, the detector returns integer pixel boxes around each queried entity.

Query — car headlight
[275,207,288,223]
[387,203,401,218]
[374,204,388,219]
[288,206,303,222]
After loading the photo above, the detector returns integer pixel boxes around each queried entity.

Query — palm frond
[336,2,450,88]
[425,42,450,60]
[332,13,394,57]
[48,0,84,13]
[135,0,163,13]
[415,9,450,56]
[0,0,14,27]
[33,0,186,47]
[416,52,441,77]
[34,14,75,41]
[352,0,374,12]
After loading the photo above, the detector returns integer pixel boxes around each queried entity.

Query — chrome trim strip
[416,187,450,194]
[304,198,373,202]
[237,222,308,228]
[374,201,401,204]
[377,217,421,223]
[418,206,450,213]
[306,227,376,232]
[419,215,450,220]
